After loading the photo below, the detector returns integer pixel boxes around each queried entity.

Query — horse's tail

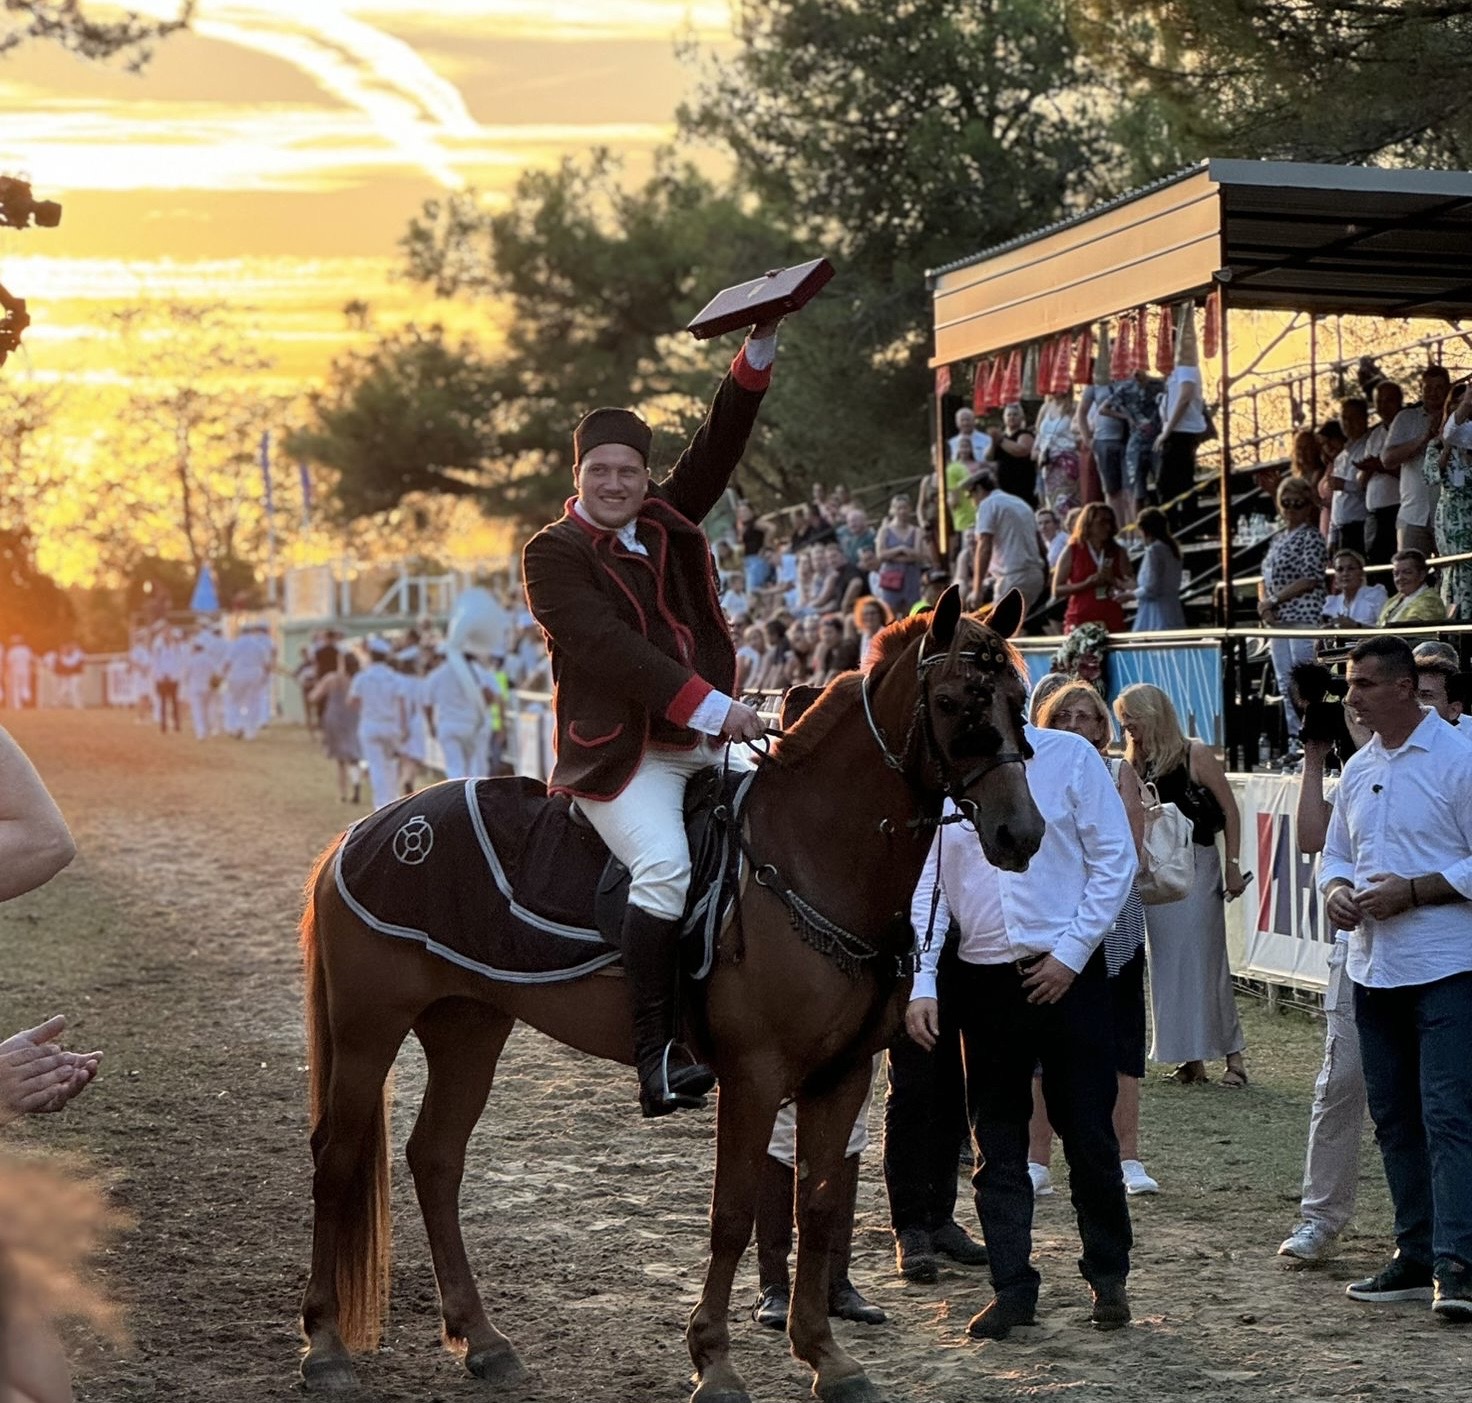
[301,837,392,1352]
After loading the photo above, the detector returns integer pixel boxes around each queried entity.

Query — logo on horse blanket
[392,815,435,865]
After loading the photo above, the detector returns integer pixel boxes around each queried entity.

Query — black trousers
[1328,520,1365,558]
[1365,505,1399,567]
[1156,432,1199,511]
[948,951,1132,1303]
[156,679,180,733]
[883,945,971,1234]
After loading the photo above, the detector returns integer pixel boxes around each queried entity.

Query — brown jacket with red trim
[522,350,769,799]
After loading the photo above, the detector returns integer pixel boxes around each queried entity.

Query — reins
[722,632,1023,979]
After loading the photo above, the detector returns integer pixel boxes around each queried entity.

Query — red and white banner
[1223,774,1333,991]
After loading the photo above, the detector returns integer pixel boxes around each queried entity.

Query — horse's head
[916,587,1045,872]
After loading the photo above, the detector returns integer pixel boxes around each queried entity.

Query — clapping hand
[0,1016,102,1126]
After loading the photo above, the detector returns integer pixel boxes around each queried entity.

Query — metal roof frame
[928,158,1472,367]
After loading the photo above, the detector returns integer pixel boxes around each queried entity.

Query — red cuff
[730,347,772,393]
[666,675,714,728]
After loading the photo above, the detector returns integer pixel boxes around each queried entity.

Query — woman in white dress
[1319,548,1387,633]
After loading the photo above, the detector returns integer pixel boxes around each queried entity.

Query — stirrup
[639,1041,715,1118]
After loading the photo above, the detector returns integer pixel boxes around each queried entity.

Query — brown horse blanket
[335,778,624,984]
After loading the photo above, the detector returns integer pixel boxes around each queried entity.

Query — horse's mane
[771,608,1022,770]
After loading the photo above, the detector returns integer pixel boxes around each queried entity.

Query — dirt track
[3,709,1470,1402]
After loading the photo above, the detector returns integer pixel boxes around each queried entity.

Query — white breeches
[360,731,402,810]
[184,688,210,739]
[438,726,486,781]
[767,1056,881,1168]
[576,738,753,921]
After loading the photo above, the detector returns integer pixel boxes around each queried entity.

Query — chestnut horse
[297,587,1043,1403]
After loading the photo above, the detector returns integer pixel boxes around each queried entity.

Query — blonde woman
[1114,684,1249,1087]
[1029,682,1158,1195]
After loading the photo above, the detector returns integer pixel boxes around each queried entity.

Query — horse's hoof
[300,1354,359,1393]
[466,1344,529,1387]
[816,1376,885,1403]
[691,1384,752,1403]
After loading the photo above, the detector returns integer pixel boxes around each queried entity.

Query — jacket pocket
[568,720,624,748]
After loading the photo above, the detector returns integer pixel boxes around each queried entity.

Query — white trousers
[439,726,486,781]
[361,731,402,810]
[1268,634,1317,740]
[576,738,752,920]
[224,682,258,740]
[1299,942,1367,1233]
[767,1056,880,1168]
[184,687,210,740]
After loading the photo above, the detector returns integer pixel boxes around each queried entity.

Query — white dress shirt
[1320,708,1472,988]
[349,661,407,740]
[910,726,1136,1000]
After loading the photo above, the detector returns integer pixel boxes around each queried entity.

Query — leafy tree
[1,1,192,68]
[288,325,507,519]
[1071,1,1472,175]
[0,525,73,648]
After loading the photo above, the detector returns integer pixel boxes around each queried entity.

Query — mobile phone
[1221,871,1253,901]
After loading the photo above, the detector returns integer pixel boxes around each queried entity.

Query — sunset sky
[0,1,735,582]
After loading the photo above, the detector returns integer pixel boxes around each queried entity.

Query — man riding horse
[521,317,781,1118]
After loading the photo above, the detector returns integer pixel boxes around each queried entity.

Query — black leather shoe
[1433,1258,1472,1323]
[965,1294,1038,1340]
[1090,1279,1131,1330]
[621,906,715,1117]
[829,1278,887,1325]
[752,1284,789,1331]
[895,1227,938,1283]
[931,1219,989,1266]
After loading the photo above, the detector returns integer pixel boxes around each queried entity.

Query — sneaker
[1433,1258,1472,1323]
[1278,1221,1338,1263]
[1346,1252,1434,1303]
[1120,1160,1159,1196]
[894,1227,938,1284]
[1028,1161,1055,1198]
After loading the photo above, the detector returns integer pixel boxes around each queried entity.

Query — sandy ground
[2,708,1471,1403]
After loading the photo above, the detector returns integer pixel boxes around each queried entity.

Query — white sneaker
[1027,1161,1055,1198]
[1278,1221,1338,1262]
[1120,1159,1159,1195]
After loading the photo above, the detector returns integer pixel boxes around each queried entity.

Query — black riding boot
[753,1153,794,1330]
[621,905,715,1118]
[828,1154,887,1324]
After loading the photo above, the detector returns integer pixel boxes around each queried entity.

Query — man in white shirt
[1342,390,1404,567]
[1383,366,1452,557]
[424,649,492,779]
[1328,397,1370,559]
[947,406,993,464]
[906,724,1137,1339]
[1414,654,1469,737]
[348,636,409,809]
[965,470,1046,612]
[1321,635,1472,1321]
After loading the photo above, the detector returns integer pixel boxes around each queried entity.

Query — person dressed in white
[905,724,1137,1339]
[4,637,33,711]
[53,644,85,709]
[200,626,229,737]
[424,649,491,781]
[222,627,271,741]
[1321,635,1472,1318]
[181,634,218,741]
[349,637,409,809]
[247,624,276,736]
[151,628,185,733]
[395,649,430,796]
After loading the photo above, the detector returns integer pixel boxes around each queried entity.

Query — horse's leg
[686,1069,785,1403]
[301,1011,413,1392]
[790,1059,884,1403]
[405,997,528,1387]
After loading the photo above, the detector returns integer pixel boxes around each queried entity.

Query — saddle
[582,765,754,973]
[335,767,754,987]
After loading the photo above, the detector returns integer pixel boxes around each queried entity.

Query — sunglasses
[1280,499,1311,508]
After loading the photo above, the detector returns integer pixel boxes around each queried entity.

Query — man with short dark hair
[1416,656,1469,735]
[1329,398,1371,558]
[1350,383,1405,567]
[966,469,1046,612]
[1321,634,1472,1320]
[522,317,781,1117]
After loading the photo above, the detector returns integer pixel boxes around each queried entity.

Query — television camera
[0,176,62,231]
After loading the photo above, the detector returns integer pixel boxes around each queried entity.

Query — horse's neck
[757,673,936,936]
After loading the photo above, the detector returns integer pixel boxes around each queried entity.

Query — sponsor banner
[1225,773,1332,991]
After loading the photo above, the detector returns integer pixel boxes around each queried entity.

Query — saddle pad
[335,777,622,984]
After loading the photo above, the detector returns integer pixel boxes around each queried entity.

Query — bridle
[860,634,1029,820]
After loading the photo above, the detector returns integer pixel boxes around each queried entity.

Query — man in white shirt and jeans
[906,723,1137,1339]
[965,469,1046,612]
[1321,635,1472,1321]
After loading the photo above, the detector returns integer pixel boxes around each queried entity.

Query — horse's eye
[934,693,960,716]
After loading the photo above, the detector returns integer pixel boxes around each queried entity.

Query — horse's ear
[929,584,962,649]
[986,589,1026,640]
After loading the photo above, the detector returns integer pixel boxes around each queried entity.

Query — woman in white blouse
[1320,549,1388,631]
